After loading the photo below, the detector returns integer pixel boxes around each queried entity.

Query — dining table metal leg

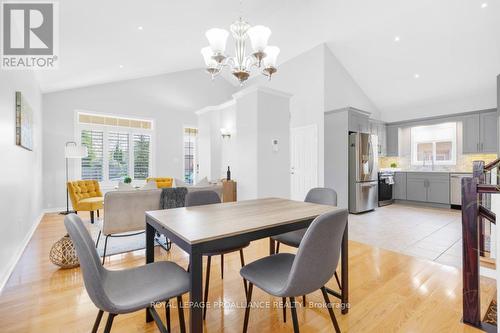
[189,251,203,333]
[269,238,275,255]
[145,221,155,322]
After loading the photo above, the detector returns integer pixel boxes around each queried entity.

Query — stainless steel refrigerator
[348,132,378,213]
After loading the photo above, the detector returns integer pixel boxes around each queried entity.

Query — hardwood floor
[0,212,495,332]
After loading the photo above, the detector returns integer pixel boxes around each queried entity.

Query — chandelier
[201,17,280,85]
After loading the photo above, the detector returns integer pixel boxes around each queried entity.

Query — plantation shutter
[133,134,151,179]
[81,130,104,181]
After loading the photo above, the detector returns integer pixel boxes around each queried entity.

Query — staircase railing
[462,160,498,330]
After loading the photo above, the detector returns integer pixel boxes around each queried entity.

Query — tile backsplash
[379,154,498,172]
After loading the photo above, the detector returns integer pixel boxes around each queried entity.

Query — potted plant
[123,176,132,184]
[390,162,397,168]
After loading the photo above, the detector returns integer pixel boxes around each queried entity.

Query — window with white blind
[78,113,154,183]
[133,134,151,180]
[183,127,197,184]
[81,130,104,181]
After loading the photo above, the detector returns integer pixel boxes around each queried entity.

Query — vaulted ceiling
[38,0,500,114]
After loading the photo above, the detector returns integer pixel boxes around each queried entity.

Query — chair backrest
[185,190,221,207]
[64,214,112,312]
[103,189,162,235]
[305,187,337,206]
[146,177,173,188]
[67,180,102,206]
[280,209,348,296]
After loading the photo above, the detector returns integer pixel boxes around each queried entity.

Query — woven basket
[49,235,80,269]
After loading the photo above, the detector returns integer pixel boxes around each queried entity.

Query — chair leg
[91,310,104,333]
[220,254,224,279]
[103,313,116,333]
[302,295,306,305]
[177,296,186,333]
[321,286,341,333]
[282,297,287,323]
[239,249,248,297]
[97,209,100,218]
[334,271,342,290]
[165,299,171,333]
[243,283,253,333]
[90,211,95,224]
[148,306,169,333]
[276,241,280,253]
[203,256,212,320]
[95,230,101,248]
[102,235,109,265]
[289,297,300,333]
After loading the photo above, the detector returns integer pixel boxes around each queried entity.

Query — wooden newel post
[461,176,481,327]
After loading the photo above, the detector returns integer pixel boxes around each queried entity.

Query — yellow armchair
[67,180,103,223]
[146,177,173,188]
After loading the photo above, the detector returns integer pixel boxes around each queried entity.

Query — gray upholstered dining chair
[272,187,341,308]
[65,214,189,333]
[240,209,348,333]
[272,187,337,251]
[185,190,250,319]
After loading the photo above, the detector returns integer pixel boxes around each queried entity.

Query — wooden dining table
[145,197,349,333]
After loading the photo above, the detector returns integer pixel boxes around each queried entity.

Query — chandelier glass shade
[201,17,280,85]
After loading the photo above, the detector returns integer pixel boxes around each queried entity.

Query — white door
[290,125,318,201]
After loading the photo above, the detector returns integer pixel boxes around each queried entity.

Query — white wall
[381,88,497,123]
[324,47,380,119]
[247,45,326,186]
[42,69,235,209]
[0,71,43,289]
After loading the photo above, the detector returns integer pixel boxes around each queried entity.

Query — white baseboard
[43,206,67,214]
[480,266,497,280]
[0,211,45,292]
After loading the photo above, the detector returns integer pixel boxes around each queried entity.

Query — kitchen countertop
[385,169,472,174]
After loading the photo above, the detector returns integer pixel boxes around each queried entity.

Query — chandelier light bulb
[205,28,229,54]
[201,47,217,67]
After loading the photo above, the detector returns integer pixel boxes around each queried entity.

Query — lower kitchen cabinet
[406,174,427,202]
[393,172,407,200]
[401,172,450,204]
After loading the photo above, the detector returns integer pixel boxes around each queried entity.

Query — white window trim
[74,110,155,188]
[410,123,457,166]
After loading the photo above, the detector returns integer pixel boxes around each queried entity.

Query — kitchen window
[78,112,154,184]
[411,122,457,166]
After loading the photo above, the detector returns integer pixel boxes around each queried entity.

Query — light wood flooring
[0,212,495,332]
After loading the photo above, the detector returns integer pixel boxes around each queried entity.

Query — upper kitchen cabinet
[386,125,399,156]
[348,109,370,133]
[369,120,387,156]
[462,110,498,154]
[480,111,498,153]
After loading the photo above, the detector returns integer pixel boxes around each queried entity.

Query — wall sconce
[220,128,231,139]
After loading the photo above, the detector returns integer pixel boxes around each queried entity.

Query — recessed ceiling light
[481,3,488,8]
[414,73,420,79]
[119,64,124,69]
[137,26,144,30]
[394,36,400,42]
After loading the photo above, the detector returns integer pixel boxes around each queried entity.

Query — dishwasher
[450,173,472,208]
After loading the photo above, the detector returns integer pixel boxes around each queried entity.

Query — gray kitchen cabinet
[426,173,450,204]
[369,120,387,156]
[480,111,498,153]
[462,114,480,153]
[406,174,427,202]
[393,172,407,200]
[349,111,370,133]
[405,172,450,204]
[386,125,399,156]
[462,110,498,153]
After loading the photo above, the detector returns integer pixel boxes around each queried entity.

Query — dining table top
[145,197,341,245]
